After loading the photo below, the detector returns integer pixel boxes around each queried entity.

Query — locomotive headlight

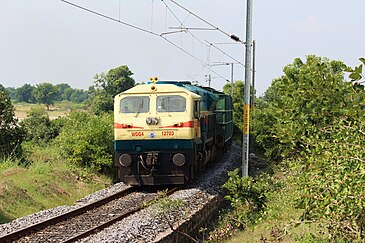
[172,153,185,167]
[146,117,152,125]
[152,117,159,125]
[119,154,132,167]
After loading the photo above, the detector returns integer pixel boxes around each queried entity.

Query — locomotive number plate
[161,130,175,137]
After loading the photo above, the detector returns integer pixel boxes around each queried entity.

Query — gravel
[0,182,129,237]
[79,143,241,242]
[0,144,242,242]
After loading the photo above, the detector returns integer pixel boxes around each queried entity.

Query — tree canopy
[0,85,24,157]
[33,83,59,110]
[89,65,135,114]
[251,55,365,240]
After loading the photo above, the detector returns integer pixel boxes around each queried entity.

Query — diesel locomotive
[113,78,233,185]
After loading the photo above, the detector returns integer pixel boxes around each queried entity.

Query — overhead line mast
[243,0,253,177]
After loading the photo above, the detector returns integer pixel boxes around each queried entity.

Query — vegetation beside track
[0,66,134,224]
[207,56,365,242]
[1,58,365,243]
[0,143,111,224]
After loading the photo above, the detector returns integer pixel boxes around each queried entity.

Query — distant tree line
[5,83,89,108]
[4,65,136,114]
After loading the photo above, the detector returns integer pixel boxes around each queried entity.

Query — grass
[13,101,88,120]
[225,183,320,243]
[0,143,112,224]
[206,169,327,243]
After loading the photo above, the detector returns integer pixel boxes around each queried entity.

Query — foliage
[0,143,110,224]
[93,65,135,97]
[346,57,365,82]
[4,87,17,100]
[20,107,62,143]
[294,121,365,241]
[222,169,273,229]
[55,83,72,101]
[33,83,59,110]
[89,90,114,115]
[252,55,363,161]
[251,55,365,241]
[54,111,114,173]
[4,83,88,105]
[15,84,36,103]
[55,83,89,103]
[88,65,135,114]
[0,85,24,158]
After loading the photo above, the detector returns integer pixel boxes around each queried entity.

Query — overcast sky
[1,0,364,95]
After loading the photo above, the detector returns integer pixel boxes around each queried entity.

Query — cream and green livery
[114,80,233,185]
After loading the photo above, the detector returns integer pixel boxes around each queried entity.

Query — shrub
[294,121,365,241]
[20,108,60,143]
[222,169,273,228]
[54,111,114,173]
[0,86,24,158]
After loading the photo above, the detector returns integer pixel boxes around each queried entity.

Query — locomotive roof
[116,83,201,99]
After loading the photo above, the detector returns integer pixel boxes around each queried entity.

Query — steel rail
[0,186,135,242]
[63,186,180,242]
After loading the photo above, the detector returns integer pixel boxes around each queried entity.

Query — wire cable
[161,0,241,78]
[161,0,210,49]
[60,0,229,83]
[61,0,160,36]
[168,0,244,44]
[206,40,245,67]
[162,0,244,68]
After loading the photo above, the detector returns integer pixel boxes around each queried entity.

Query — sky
[1,0,364,96]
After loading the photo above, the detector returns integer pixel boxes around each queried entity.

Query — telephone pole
[243,0,253,177]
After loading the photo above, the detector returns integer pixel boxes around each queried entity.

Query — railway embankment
[0,144,241,242]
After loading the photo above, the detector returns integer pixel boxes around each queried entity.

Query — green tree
[16,84,36,103]
[0,85,24,158]
[88,65,135,114]
[94,65,135,97]
[55,83,71,101]
[251,56,365,240]
[252,55,357,160]
[55,111,114,173]
[20,108,59,143]
[5,87,16,100]
[33,83,59,110]
[69,89,88,103]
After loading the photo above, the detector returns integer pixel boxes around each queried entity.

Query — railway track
[0,186,179,243]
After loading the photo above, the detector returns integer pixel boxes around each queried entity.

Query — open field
[13,102,88,120]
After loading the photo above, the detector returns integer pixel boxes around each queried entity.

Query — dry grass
[14,103,78,120]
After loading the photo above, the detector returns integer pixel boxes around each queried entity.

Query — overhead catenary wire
[168,0,244,44]
[60,0,159,36]
[206,40,245,67]
[60,0,228,82]
[161,0,210,50]
[161,0,243,73]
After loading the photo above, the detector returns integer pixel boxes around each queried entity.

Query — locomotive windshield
[120,96,150,113]
[157,95,186,112]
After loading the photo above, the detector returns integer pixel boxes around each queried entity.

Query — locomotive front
[114,81,201,185]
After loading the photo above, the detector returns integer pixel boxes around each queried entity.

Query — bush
[294,121,365,241]
[222,169,273,228]
[54,111,114,173]
[0,86,24,158]
[20,108,61,143]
